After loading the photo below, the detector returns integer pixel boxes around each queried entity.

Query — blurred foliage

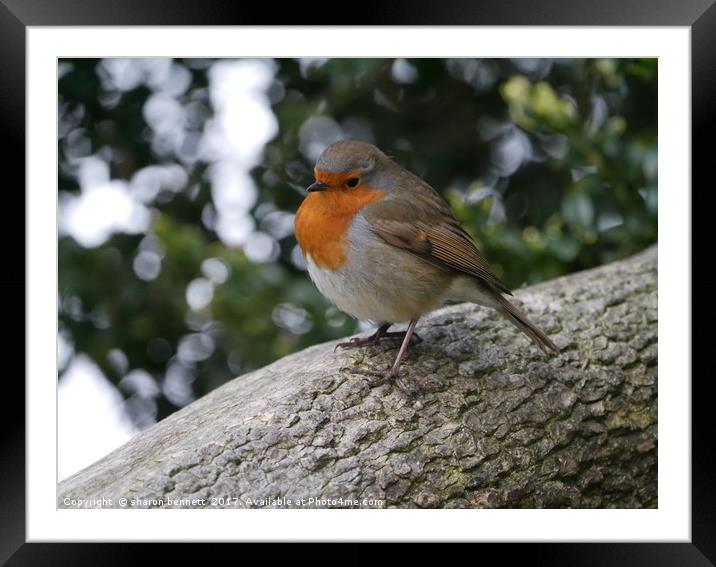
[58,58,657,428]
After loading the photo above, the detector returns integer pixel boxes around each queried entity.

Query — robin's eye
[345,177,360,188]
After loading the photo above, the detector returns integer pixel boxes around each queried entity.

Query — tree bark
[59,246,657,509]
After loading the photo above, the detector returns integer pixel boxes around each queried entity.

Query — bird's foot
[339,319,421,396]
[384,331,423,344]
[334,325,423,352]
[343,365,420,397]
[335,335,384,351]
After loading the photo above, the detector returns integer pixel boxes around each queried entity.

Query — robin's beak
[306,181,329,193]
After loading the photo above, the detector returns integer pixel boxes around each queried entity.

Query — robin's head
[307,141,390,193]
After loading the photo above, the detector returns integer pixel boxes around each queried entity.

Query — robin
[294,140,559,390]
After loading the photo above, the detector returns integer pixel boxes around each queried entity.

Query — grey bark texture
[59,246,657,509]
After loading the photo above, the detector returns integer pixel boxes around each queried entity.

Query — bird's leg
[335,322,423,351]
[343,319,420,395]
[335,323,392,351]
[380,318,418,386]
[381,329,423,344]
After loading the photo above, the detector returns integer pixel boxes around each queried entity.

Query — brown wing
[364,175,512,296]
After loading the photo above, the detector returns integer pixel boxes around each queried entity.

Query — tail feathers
[496,296,559,355]
[446,277,559,354]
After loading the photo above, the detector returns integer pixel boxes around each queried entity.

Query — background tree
[58,58,657,430]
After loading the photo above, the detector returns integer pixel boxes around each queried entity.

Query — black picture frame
[3,0,712,563]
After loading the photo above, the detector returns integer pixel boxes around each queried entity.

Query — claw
[339,319,421,397]
[334,323,390,351]
[334,324,423,352]
[344,365,420,396]
[335,336,375,351]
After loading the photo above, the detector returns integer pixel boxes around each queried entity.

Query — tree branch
[59,246,657,508]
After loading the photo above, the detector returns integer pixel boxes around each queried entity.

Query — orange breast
[294,187,386,270]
